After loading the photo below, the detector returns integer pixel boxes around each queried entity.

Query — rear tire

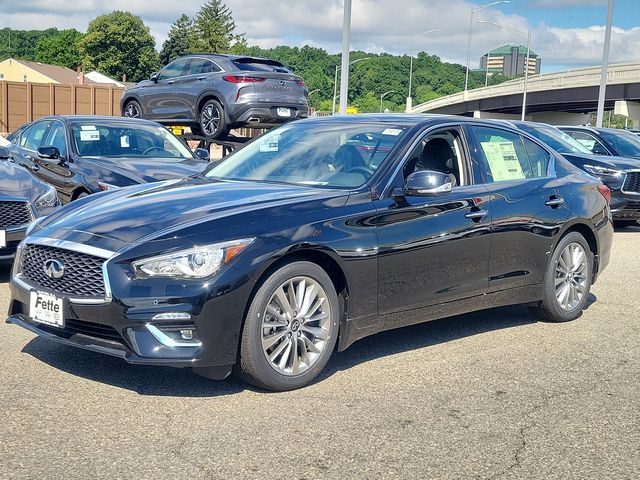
[194,99,229,140]
[123,100,142,119]
[530,232,593,323]
[237,261,340,391]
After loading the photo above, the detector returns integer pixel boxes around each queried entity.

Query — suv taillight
[597,184,611,204]
[222,75,266,83]
[296,80,306,87]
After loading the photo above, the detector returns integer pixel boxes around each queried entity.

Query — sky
[0,0,638,74]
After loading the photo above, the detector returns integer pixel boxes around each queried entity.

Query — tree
[191,0,245,53]
[0,28,59,61]
[80,11,159,82]
[159,14,194,65]
[35,29,84,70]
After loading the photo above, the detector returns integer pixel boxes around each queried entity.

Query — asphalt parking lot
[1,228,639,480]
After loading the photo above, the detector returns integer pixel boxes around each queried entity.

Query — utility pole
[339,0,352,114]
[596,0,615,128]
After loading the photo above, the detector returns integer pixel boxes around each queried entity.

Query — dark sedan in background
[560,126,640,159]
[7,115,612,391]
[5,116,210,203]
[506,121,640,227]
[0,147,60,260]
[121,54,309,139]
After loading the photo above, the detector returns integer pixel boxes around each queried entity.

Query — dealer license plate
[277,107,291,117]
[0,230,5,248]
[29,291,64,328]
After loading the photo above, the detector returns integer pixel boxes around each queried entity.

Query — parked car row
[3,113,616,391]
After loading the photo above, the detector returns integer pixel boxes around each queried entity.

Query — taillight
[222,75,266,83]
[597,184,611,204]
[296,80,306,86]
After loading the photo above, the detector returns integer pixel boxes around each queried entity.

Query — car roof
[39,115,163,127]
[295,113,526,129]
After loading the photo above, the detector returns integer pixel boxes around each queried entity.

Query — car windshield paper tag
[480,141,525,181]
[382,128,402,136]
[260,135,280,152]
[0,230,5,248]
[80,130,100,142]
[80,125,97,130]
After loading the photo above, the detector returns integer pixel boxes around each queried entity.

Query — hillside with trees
[0,0,510,111]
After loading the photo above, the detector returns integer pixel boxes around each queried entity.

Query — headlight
[582,164,623,178]
[34,185,60,208]
[98,182,120,191]
[132,238,254,279]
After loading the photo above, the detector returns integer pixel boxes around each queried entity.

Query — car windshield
[520,124,592,155]
[598,129,640,157]
[205,121,408,188]
[71,122,193,159]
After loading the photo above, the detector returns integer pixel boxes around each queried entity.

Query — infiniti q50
[7,115,613,391]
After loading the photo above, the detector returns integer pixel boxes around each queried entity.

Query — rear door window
[187,58,220,75]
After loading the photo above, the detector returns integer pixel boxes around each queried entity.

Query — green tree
[34,29,84,70]
[80,11,159,82]
[191,0,245,53]
[0,28,59,61]
[159,14,194,65]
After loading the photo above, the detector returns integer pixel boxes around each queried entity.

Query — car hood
[33,178,347,251]
[80,156,208,184]
[563,153,640,170]
[0,161,51,199]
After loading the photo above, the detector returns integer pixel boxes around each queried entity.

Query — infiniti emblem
[43,258,65,279]
[279,80,286,86]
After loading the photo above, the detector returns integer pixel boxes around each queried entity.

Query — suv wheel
[530,232,593,322]
[238,261,340,391]
[195,99,229,140]
[123,100,142,118]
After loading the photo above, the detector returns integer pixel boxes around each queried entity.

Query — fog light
[151,312,191,321]
[146,324,202,348]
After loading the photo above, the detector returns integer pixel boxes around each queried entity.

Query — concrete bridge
[409,62,640,127]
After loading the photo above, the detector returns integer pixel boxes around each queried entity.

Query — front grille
[20,244,106,298]
[33,319,123,344]
[622,172,640,193]
[0,201,32,228]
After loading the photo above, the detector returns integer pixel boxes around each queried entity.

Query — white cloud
[530,0,606,7]
[0,0,637,72]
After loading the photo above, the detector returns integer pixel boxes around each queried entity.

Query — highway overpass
[409,62,640,126]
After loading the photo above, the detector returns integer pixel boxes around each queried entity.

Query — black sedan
[0,147,60,260]
[5,116,210,203]
[559,126,640,159]
[507,121,640,227]
[7,115,613,391]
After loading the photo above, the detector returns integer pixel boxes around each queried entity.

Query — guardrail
[412,62,640,113]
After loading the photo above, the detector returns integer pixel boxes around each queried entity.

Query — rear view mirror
[402,170,453,196]
[37,146,61,160]
[0,146,11,160]
[150,72,159,82]
[194,148,210,161]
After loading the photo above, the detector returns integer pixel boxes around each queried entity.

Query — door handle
[545,196,565,208]
[31,165,40,172]
[167,80,175,84]
[197,77,206,81]
[465,209,488,220]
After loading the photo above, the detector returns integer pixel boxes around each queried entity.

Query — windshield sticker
[480,141,525,181]
[260,135,280,152]
[79,130,100,142]
[80,125,97,131]
[120,135,130,148]
[382,128,402,136]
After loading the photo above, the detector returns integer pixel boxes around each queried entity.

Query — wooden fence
[0,80,126,134]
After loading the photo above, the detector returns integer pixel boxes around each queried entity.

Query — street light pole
[407,29,442,112]
[464,1,510,93]
[477,20,531,121]
[596,0,615,128]
[380,90,395,113]
[332,57,370,114]
[339,0,352,114]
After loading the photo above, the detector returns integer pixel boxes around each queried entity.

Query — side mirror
[0,146,11,160]
[402,170,453,196]
[37,146,61,160]
[150,72,159,82]
[194,147,210,161]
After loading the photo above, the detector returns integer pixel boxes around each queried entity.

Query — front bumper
[0,226,26,260]
[227,101,308,127]
[609,192,640,220]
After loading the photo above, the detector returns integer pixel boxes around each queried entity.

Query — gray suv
[121,54,309,139]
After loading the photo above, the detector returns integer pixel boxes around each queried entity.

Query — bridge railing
[413,62,640,112]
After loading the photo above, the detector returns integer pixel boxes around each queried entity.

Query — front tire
[123,100,142,118]
[238,261,340,391]
[194,99,229,140]
[530,232,593,323]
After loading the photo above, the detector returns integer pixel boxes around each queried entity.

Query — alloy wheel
[261,276,332,376]
[555,242,588,311]
[124,103,140,118]
[201,103,220,137]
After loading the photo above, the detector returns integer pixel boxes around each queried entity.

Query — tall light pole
[406,29,442,112]
[339,0,352,114]
[464,1,510,94]
[596,0,615,128]
[477,21,531,121]
[332,57,370,114]
[380,90,396,113]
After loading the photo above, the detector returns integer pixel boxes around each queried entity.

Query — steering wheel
[142,146,164,155]
[346,166,374,177]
